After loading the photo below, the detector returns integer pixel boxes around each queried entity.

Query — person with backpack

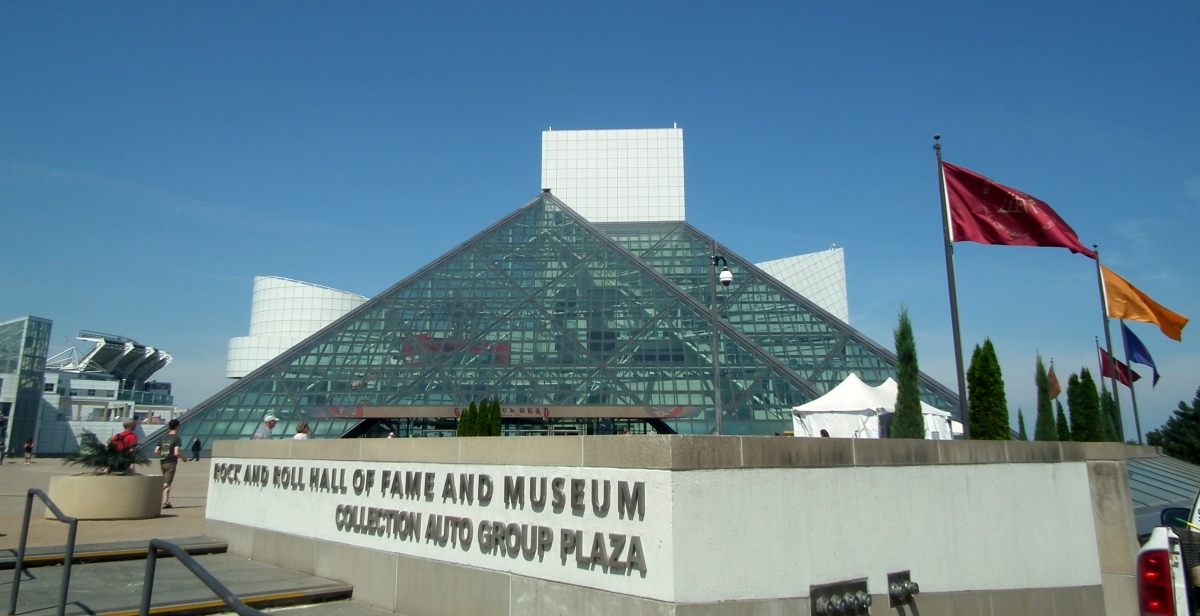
[108,419,139,473]
[154,419,185,509]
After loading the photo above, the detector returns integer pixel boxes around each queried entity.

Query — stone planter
[46,474,164,520]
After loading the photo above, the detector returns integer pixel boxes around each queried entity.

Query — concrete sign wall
[206,437,1143,615]
[208,460,674,600]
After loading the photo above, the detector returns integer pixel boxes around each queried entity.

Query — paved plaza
[0,455,404,616]
[0,454,210,550]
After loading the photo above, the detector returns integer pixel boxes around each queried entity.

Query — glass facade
[0,316,52,454]
[598,221,958,414]
[161,195,958,446]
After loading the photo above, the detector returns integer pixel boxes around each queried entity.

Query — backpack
[109,431,135,453]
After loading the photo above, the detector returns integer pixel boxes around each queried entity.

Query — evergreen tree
[890,306,925,439]
[1079,369,1104,443]
[459,400,503,437]
[1033,355,1058,441]
[1105,385,1123,442]
[1055,400,1071,441]
[1068,369,1104,442]
[485,399,502,436]
[1099,384,1120,442]
[1146,387,1200,465]
[967,339,1010,440]
[1017,409,1028,440]
[459,401,479,437]
[1067,374,1083,441]
[1100,405,1118,443]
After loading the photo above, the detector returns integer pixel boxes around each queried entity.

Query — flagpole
[1120,319,1144,444]
[1093,245,1124,440]
[934,135,970,438]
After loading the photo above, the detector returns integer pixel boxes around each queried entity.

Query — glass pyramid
[166,194,958,444]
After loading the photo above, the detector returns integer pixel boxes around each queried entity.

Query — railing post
[9,490,79,616]
[7,492,34,616]
[139,542,159,616]
[57,520,77,616]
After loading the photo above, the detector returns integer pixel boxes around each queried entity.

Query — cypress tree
[1066,374,1081,440]
[486,399,502,436]
[967,339,1010,440]
[1100,402,1118,443]
[1079,369,1104,442]
[1099,385,1122,442]
[890,306,925,439]
[1068,369,1104,442]
[1099,384,1118,441]
[1056,401,1071,441]
[1033,355,1057,441]
[1017,409,1028,441]
[986,339,1011,439]
[967,344,984,436]
[459,401,479,437]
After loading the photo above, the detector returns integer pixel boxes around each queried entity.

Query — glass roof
[156,194,962,444]
[1128,454,1200,508]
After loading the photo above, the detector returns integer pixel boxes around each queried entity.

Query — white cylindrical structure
[226,277,368,378]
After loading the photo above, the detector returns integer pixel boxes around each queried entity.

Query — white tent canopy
[791,374,955,440]
[790,373,887,438]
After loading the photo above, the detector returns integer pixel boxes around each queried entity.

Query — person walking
[190,437,202,461]
[154,419,185,509]
[293,421,310,440]
[23,439,34,465]
[252,414,278,440]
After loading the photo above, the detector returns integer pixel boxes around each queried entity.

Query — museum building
[161,129,959,444]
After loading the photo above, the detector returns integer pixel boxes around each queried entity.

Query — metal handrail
[139,539,265,616]
[7,489,78,616]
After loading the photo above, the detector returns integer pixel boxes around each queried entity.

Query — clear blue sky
[2,2,1196,438]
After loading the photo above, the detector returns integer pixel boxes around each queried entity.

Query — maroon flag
[1098,346,1141,388]
[942,162,1096,258]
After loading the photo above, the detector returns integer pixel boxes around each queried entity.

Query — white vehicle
[1139,494,1200,615]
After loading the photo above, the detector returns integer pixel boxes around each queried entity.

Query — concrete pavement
[0,456,403,616]
[0,455,211,550]
[4,553,353,616]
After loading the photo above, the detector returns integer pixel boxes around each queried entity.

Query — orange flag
[1100,265,1190,341]
[1047,365,1062,399]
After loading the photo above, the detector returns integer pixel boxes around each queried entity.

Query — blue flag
[1121,322,1160,386]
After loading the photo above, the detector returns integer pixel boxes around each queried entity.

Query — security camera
[719,267,733,287]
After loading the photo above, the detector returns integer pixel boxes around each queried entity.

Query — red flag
[1047,365,1062,399]
[1098,346,1141,387]
[942,162,1096,258]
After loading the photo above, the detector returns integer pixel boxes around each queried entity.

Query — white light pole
[708,240,733,435]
